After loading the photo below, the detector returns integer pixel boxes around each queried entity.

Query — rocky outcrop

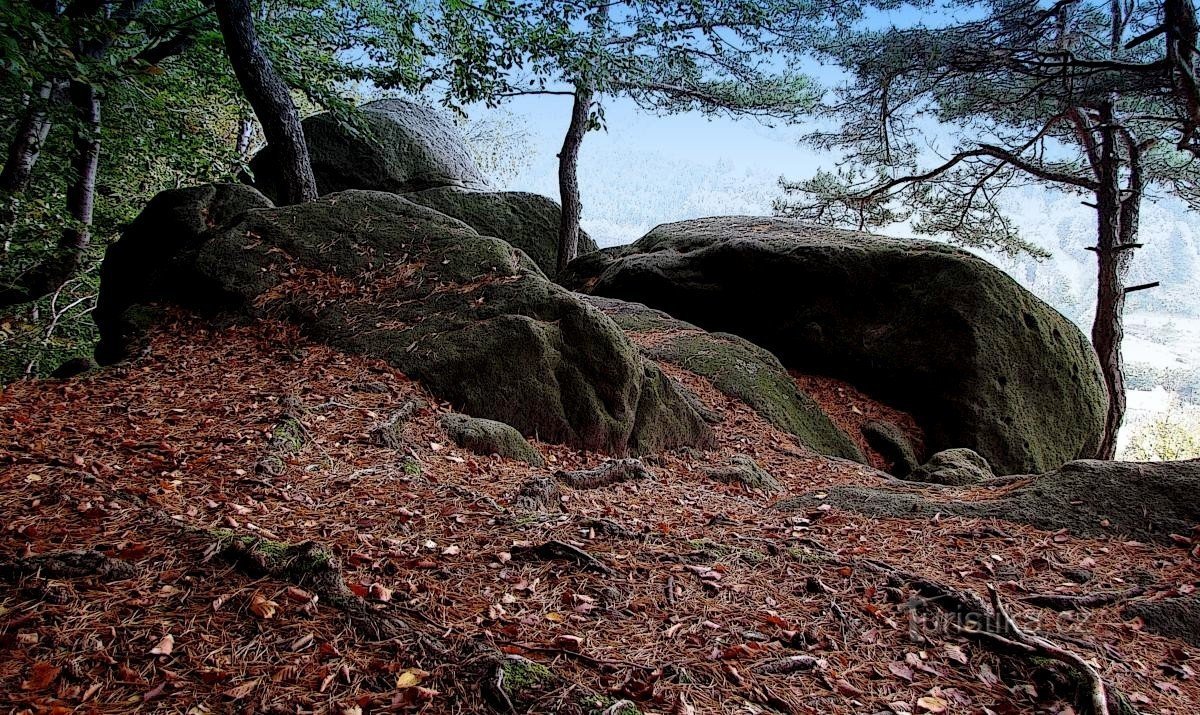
[440,413,545,466]
[776,458,1200,543]
[249,99,490,203]
[405,187,597,279]
[564,217,1107,474]
[861,420,920,477]
[96,187,712,456]
[94,183,275,364]
[586,296,863,461]
[908,448,995,486]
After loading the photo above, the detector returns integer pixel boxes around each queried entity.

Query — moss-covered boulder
[908,448,995,486]
[776,458,1200,543]
[404,187,598,279]
[861,420,920,477]
[95,188,712,456]
[249,99,490,203]
[563,217,1107,475]
[441,413,544,465]
[94,183,274,363]
[586,296,862,461]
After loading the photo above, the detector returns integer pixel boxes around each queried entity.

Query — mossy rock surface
[249,99,490,202]
[776,458,1200,543]
[405,187,597,279]
[908,448,994,486]
[861,420,919,477]
[1123,596,1200,646]
[564,217,1107,475]
[94,183,274,363]
[441,413,544,465]
[96,187,712,456]
[586,296,862,461]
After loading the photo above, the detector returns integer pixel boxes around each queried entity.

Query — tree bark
[214,0,317,205]
[235,115,255,158]
[1090,103,1138,460]
[556,86,591,275]
[0,80,63,197]
[61,80,102,258]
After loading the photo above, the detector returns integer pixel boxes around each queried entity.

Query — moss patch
[585,296,861,462]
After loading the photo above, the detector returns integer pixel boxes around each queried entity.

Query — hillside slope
[2,314,1197,714]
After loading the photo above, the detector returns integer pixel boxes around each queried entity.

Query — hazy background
[472,95,1200,456]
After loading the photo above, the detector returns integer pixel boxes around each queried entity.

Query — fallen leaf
[224,679,258,700]
[249,593,278,619]
[21,661,60,691]
[396,668,430,688]
[149,634,174,656]
[917,695,948,713]
[889,661,915,682]
[943,643,968,665]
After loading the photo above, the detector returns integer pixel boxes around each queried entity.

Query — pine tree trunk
[1090,103,1134,460]
[556,87,591,275]
[214,0,317,205]
[1091,214,1128,461]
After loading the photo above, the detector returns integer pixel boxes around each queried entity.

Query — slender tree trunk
[214,0,317,205]
[556,86,591,275]
[235,115,255,158]
[0,80,62,197]
[61,80,102,258]
[1090,103,1134,460]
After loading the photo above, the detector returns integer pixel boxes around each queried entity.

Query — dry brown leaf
[21,661,60,691]
[223,679,258,700]
[149,633,174,656]
[249,593,279,619]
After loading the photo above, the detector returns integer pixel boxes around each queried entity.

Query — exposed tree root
[0,550,139,582]
[955,586,1137,715]
[555,458,652,489]
[510,540,613,575]
[859,555,1137,715]
[1022,586,1148,612]
[369,398,424,449]
[514,475,562,511]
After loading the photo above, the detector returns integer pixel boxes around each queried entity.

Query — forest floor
[1,314,1197,714]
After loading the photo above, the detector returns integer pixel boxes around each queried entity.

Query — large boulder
[586,296,863,461]
[95,187,712,456]
[563,217,1107,474]
[404,187,598,279]
[94,183,275,364]
[249,99,490,203]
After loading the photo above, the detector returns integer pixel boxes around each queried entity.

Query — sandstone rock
[564,217,1107,474]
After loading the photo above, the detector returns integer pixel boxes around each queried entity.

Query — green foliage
[1122,400,1200,461]
[775,0,1200,256]
[0,0,426,381]
[386,0,836,123]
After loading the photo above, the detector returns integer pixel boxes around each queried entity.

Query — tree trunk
[556,87,591,275]
[1090,103,1135,460]
[214,0,317,205]
[61,80,102,258]
[235,115,255,158]
[0,80,62,197]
